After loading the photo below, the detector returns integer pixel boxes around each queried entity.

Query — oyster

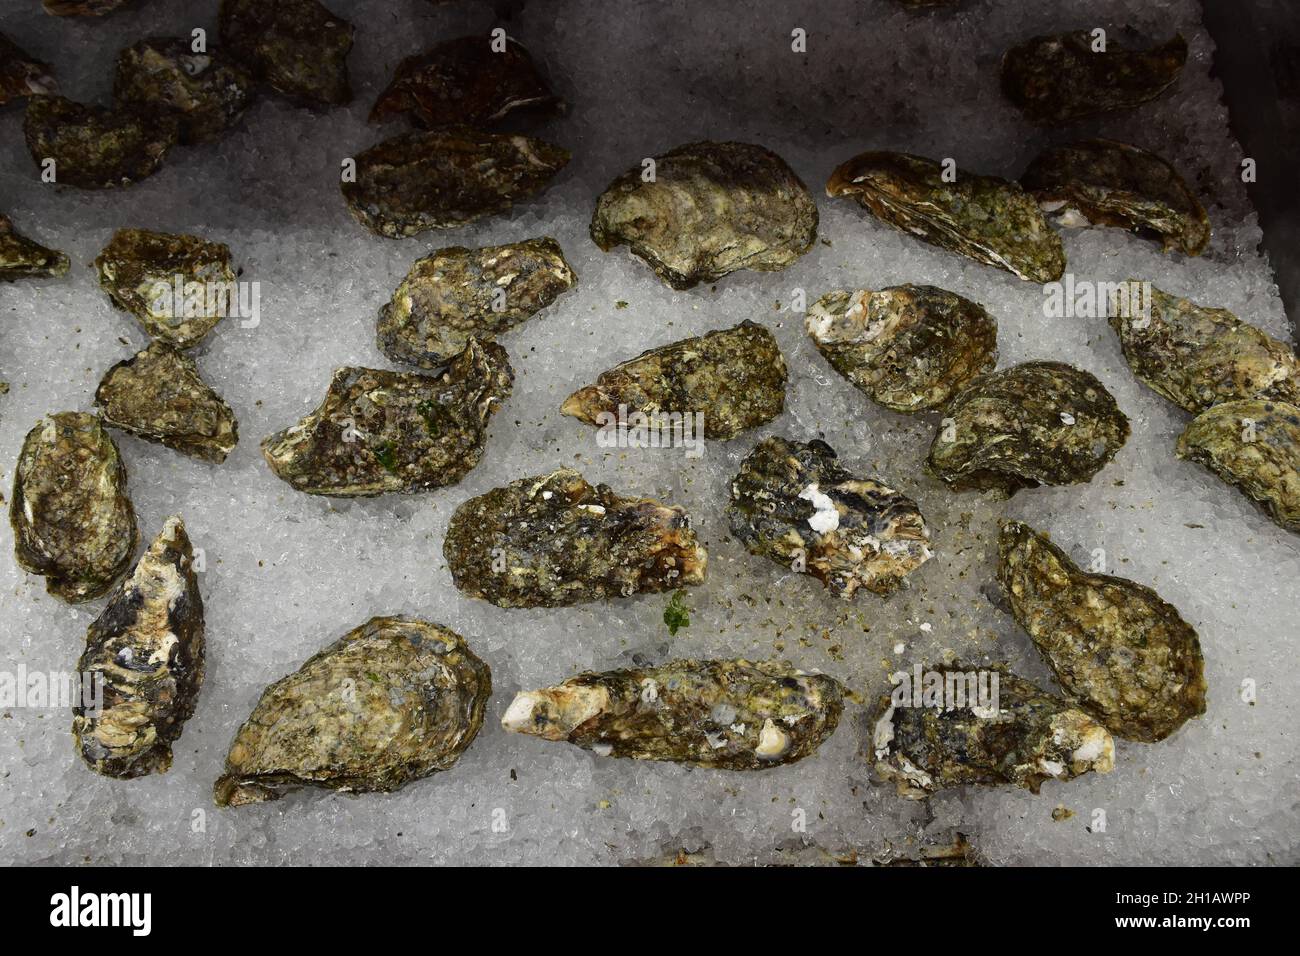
[43,0,139,14]
[590,141,818,289]
[1,32,56,105]
[262,339,512,497]
[503,659,843,769]
[218,0,353,106]
[444,468,707,608]
[23,94,178,189]
[73,517,204,778]
[214,617,491,807]
[871,666,1115,798]
[927,361,1129,495]
[727,436,931,599]
[1108,281,1300,414]
[1001,31,1187,125]
[1,213,69,281]
[10,412,138,603]
[370,35,560,128]
[998,521,1207,742]
[95,342,239,463]
[342,127,569,238]
[806,285,997,412]
[1022,139,1209,256]
[1176,399,1300,533]
[378,237,576,369]
[561,321,787,441]
[94,228,236,349]
[113,37,255,145]
[826,151,1064,283]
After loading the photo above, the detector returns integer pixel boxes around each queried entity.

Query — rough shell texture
[444,468,707,608]
[214,616,491,807]
[590,141,818,289]
[503,658,843,770]
[826,151,1064,283]
[23,94,178,189]
[0,213,69,281]
[73,517,204,778]
[561,320,788,441]
[0,31,56,105]
[927,361,1130,495]
[113,37,255,145]
[42,0,138,15]
[998,521,1207,742]
[806,284,998,413]
[218,0,353,106]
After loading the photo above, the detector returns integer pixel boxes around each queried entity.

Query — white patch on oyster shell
[798,483,840,533]
[755,718,790,758]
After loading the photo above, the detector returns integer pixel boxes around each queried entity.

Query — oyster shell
[1,32,56,105]
[73,517,204,778]
[113,37,255,145]
[43,0,139,15]
[503,659,843,769]
[998,521,1207,742]
[23,94,178,189]
[927,361,1129,495]
[444,468,707,608]
[590,141,818,289]
[727,436,932,599]
[826,151,1064,282]
[214,616,491,807]
[806,284,997,412]
[0,213,68,281]
[218,0,353,106]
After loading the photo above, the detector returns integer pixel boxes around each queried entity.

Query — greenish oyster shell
[927,361,1129,495]
[0,213,68,281]
[444,468,707,608]
[1,32,56,106]
[1022,139,1209,256]
[870,665,1115,798]
[23,94,178,189]
[1108,281,1300,414]
[378,237,576,369]
[10,412,139,603]
[113,37,255,145]
[95,342,239,463]
[590,141,818,290]
[503,658,843,770]
[262,338,512,497]
[370,35,560,128]
[1176,399,1300,533]
[806,285,998,413]
[218,0,353,107]
[342,127,570,238]
[727,436,931,599]
[214,616,491,807]
[73,516,204,778]
[94,228,236,349]
[998,521,1207,742]
[561,321,787,441]
[1001,31,1187,125]
[826,151,1065,283]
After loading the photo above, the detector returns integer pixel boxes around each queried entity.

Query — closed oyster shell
[218,0,353,107]
[0,213,68,281]
[1,32,56,105]
[113,37,255,145]
[23,94,178,189]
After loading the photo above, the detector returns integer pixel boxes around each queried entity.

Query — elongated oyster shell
[1176,399,1300,533]
[1108,281,1300,413]
[806,285,997,412]
[927,361,1129,495]
[504,659,843,769]
[591,141,818,289]
[262,338,511,497]
[826,151,1064,282]
[444,468,707,608]
[214,616,491,806]
[1,32,56,105]
[998,521,1206,742]
[727,436,931,598]
[113,37,255,145]
[561,321,787,441]
[23,94,178,189]
[73,517,204,777]
[218,0,353,106]
[1,213,68,281]
[10,412,138,603]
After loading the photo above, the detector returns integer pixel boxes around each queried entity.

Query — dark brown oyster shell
[43,0,141,15]
[0,213,68,281]
[113,37,256,145]
[218,0,353,107]
[23,94,178,189]
[0,32,56,105]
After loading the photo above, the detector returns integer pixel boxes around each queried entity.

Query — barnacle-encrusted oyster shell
[1,32,56,105]
[927,361,1129,495]
[218,0,353,106]
[214,616,491,807]
[806,285,997,412]
[23,94,178,189]
[10,412,138,603]
[0,213,68,281]
[444,468,707,608]
[113,37,255,145]
[73,517,204,778]
[1176,399,1300,533]
[561,321,787,441]
[503,659,843,769]
[826,151,1065,283]
[590,141,818,289]
[998,521,1207,742]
